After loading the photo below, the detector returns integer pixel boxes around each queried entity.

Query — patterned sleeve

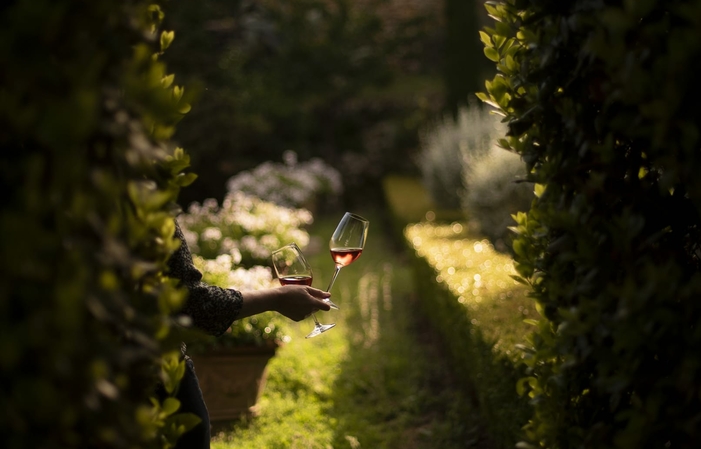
[167,219,243,337]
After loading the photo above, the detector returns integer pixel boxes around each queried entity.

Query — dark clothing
[160,220,245,449]
[156,357,211,449]
[168,221,243,336]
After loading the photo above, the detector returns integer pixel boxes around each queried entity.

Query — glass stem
[326,266,342,292]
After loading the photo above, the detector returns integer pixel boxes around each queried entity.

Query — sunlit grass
[405,222,533,361]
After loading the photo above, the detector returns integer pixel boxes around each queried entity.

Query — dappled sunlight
[406,222,534,358]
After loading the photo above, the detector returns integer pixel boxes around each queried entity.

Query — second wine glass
[326,212,370,294]
[271,243,335,338]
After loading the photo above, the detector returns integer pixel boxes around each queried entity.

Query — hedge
[480,1,701,448]
[1,1,198,447]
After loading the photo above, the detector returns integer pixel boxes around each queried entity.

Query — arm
[168,219,331,337]
[239,286,331,322]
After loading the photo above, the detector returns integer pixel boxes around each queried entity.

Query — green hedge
[480,1,701,448]
[1,1,198,447]
[384,177,532,448]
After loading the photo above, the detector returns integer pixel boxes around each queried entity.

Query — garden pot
[189,345,277,421]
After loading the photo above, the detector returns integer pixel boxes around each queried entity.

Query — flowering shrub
[178,192,313,267]
[226,151,343,209]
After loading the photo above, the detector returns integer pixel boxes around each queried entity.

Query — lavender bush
[461,147,533,251]
[417,102,503,210]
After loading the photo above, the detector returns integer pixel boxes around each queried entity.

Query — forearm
[238,288,284,320]
[240,286,332,322]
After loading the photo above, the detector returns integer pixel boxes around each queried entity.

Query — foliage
[177,192,313,266]
[417,102,503,210]
[0,1,199,447]
[226,151,343,210]
[462,146,533,251]
[480,1,701,448]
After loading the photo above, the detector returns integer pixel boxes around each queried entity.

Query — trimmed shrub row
[480,1,701,448]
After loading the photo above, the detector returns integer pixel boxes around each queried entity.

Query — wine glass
[271,243,336,338]
[326,212,369,295]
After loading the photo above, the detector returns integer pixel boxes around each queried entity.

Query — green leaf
[497,138,512,150]
[173,86,184,102]
[534,183,546,198]
[513,239,526,257]
[475,92,490,102]
[510,274,529,285]
[484,47,500,62]
[161,74,174,89]
[166,413,202,436]
[493,35,506,50]
[162,397,181,416]
[479,31,492,48]
[175,172,197,187]
[516,376,537,396]
[160,31,175,51]
[485,3,500,20]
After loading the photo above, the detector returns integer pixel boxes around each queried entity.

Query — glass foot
[306,322,336,338]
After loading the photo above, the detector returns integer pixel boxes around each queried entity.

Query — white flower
[201,227,222,241]
[229,247,243,265]
[214,254,233,271]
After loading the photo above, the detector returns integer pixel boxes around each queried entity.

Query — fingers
[306,286,331,299]
[302,287,332,311]
[274,285,333,320]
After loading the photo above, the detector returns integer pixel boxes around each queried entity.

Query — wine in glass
[326,212,369,295]
[271,243,336,338]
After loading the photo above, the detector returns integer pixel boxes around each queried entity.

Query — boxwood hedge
[1,1,198,447]
[480,1,701,448]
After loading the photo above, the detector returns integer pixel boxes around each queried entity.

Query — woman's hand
[272,285,332,321]
[239,286,332,322]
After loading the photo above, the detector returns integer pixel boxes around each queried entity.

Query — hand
[272,285,332,321]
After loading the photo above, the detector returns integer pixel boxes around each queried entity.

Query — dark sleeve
[167,219,243,337]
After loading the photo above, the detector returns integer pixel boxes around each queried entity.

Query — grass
[210,210,490,449]
[404,223,533,360]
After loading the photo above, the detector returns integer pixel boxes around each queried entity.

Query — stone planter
[189,345,277,421]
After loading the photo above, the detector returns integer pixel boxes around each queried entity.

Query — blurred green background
[161,0,491,209]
